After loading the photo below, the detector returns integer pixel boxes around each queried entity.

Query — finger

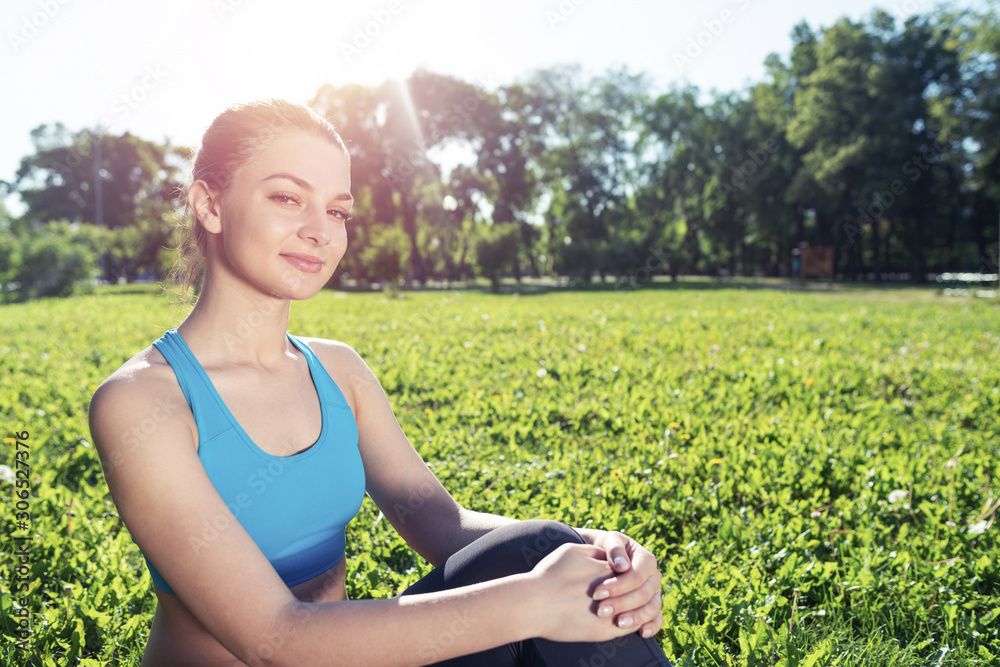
[598,575,662,620]
[600,543,660,593]
[638,610,664,639]
[593,561,657,601]
[625,542,659,578]
[602,533,632,572]
[610,588,663,632]
[568,542,615,561]
[552,542,614,564]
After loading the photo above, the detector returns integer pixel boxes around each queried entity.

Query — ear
[187,180,224,235]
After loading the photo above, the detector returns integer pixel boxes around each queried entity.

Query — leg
[398,520,672,666]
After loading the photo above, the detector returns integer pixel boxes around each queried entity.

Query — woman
[89,99,670,666]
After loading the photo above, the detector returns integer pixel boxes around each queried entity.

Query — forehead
[238,130,350,187]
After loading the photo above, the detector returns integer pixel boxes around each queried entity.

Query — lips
[280,253,324,274]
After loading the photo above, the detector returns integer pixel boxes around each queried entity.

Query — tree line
[2,5,998,301]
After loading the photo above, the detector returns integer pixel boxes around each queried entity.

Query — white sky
[1,0,990,206]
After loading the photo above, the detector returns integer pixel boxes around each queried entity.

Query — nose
[299,205,331,245]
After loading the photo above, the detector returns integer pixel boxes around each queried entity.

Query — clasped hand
[530,529,663,643]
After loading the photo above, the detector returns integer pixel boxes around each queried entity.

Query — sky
[1,0,991,210]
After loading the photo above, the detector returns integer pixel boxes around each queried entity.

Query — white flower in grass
[0,465,13,484]
[887,490,908,505]
[967,520,989,535]
[536,368,547,378]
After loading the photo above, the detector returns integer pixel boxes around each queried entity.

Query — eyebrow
[263,173,353,203]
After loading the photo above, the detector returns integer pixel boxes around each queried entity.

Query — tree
[475,222,521,292]
[8,221,108,302]
[517,66,647,281]
[640,85,718,277]
[785,12,963,281]
[361,225,411,296]
[12,126,186,281]
[941,5,1000,269]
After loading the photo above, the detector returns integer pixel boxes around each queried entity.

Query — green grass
[1,285,998,665]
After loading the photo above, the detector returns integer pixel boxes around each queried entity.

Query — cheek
[334,224,349,253]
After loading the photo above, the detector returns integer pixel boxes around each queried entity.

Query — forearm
[262,571,534,667]
[399,497,519,566]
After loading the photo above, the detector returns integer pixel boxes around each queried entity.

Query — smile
[281,253,324,274]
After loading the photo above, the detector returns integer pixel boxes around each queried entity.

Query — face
[204,130,353,300]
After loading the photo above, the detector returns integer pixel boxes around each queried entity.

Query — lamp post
[442,195,458,284]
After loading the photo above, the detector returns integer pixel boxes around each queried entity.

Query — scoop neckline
[165,329,327,462]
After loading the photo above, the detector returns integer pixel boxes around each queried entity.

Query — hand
[576,528,664,639]
[525,543,642,643]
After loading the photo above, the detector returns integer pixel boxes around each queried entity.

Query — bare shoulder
[295,337,381,410]
[88,345,193,465]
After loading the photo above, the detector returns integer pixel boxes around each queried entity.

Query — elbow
[242,601,310,667]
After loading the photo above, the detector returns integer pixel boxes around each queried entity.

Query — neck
[178,270,294,367]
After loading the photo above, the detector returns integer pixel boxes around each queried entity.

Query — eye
[269,193,299,206]
[328,209,351,223]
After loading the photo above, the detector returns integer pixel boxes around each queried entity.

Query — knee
[516,520,584,569]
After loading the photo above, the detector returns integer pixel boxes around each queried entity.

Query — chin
[271,283,327,301]
[271,267,338,300]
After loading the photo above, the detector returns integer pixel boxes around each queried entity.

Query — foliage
[7,6,1000,293]
[0,286,998,665]
[358,224,412,296]
[11,127,186,283]
[310,8,1000,283]
[4,222,109,303]
[474,222,521,292]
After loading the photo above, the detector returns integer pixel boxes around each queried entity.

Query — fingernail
[614,556,629,570]
[618,615,634,628]
[598,605,613,618]
[593,589,609,601]
[642,627,655,638]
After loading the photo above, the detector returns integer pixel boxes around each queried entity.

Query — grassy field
[1,284,998,666]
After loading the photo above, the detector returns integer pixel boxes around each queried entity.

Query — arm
[316,341,663,637]
[90,356,638,666]
[322,341,665,639]
[320,340,516,563]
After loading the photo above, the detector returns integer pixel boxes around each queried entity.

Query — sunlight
[391,76,426,150]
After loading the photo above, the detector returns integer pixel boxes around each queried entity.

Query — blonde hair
[169,99,349,299]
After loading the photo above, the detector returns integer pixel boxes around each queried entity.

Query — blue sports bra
[144,329,366,593]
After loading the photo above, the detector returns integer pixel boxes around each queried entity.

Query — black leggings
[399,520,672,666]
